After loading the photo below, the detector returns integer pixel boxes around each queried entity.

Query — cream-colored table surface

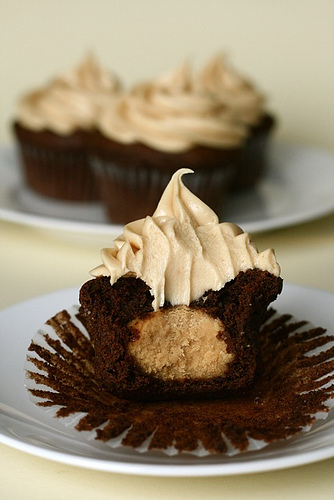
[1,214,334,499]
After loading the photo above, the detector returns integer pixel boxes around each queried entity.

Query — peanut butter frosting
[17,55,121,135]
[197,54,266,126]
[91,169,280,310]
[97,61,247,152]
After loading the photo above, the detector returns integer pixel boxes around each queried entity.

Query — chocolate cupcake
[26,170,334,455]
[13,55,121,201]
[79,169,282,401]
[89,62,247,223]
[197,53,276,191]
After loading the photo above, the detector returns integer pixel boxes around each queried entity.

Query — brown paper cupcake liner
[87,128,241,224]
[231,113,276,192]
[17,142,99,201]
[91,157,236,224]
[25,306,334,457]
[13,122,99,202]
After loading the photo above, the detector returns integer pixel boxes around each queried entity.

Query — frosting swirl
[91,169,280,310]
[196,54,266,126]
[17,55,121,135]
[97,61,247,152]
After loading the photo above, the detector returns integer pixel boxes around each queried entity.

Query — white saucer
[0,142,334,243]
[0,283,334,476]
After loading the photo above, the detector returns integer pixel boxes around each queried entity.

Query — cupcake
[13,54,121,201]
[197,53,276,191]
[89,61,247,223]
[79,168,282,401]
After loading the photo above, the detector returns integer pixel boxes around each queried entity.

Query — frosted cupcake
[197,54,276,190]
[13,55,121,201]
[79,169,282,401]
[89,62,247,223]
[27,172,334,453]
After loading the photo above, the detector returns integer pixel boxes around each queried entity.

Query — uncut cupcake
[89,62,247,223]
[79,168,282,401]
[197,53,276,191]
[13,54,121,201]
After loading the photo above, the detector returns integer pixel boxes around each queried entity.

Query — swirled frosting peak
[97,61,247,152]
[197,53,266,126]
[17,54,121,134]
[61,54,121,94]
[91,169,280,310]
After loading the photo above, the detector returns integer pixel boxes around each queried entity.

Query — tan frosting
[197,54,266,126]
[17,55,121,134]
[91,169,280,310]
[97,61,247,152]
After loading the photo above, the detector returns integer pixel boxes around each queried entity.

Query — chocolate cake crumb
[79,271,283,401]
[26,308,334,455]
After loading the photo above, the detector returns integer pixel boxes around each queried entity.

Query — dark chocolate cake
[79,269,282,401]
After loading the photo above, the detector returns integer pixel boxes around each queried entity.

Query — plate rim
[1,283,334,476]
[1,142,334,237]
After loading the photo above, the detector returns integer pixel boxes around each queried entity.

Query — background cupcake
[197,53,276,191]
[13,54,121,201]
[89,61,247,223]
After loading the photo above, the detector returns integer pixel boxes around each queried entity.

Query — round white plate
[0,142,334,242]
[0,283,334,476]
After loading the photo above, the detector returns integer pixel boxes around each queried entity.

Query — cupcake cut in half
[79,168,282,401]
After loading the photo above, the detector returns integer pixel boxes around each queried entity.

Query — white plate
[1,283,334,476]
[0,142,334,242]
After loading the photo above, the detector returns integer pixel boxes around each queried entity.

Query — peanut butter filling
[128,306,234,380]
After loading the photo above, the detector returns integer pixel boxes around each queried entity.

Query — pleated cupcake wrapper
[25,305,334,457]
[91,157,235,223]
[17,142,99,201]
[231,123,273,191]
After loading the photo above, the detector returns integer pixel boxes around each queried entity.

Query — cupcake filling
[128,305,233,380]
